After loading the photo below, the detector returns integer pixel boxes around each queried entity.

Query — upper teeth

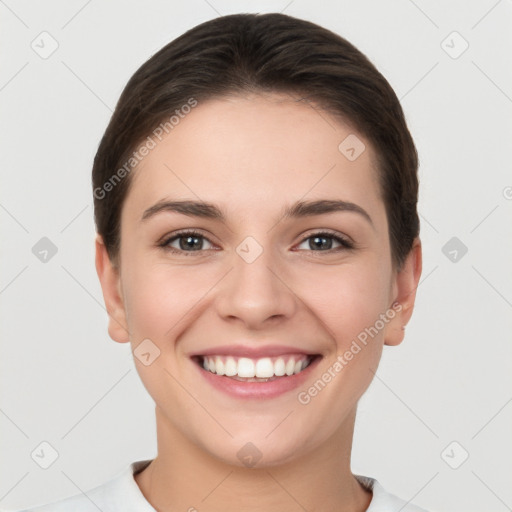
[202,356,311,378]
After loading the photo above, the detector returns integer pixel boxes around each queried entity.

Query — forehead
[122,93,385,227]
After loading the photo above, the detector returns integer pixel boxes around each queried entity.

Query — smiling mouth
[193,354,321,382]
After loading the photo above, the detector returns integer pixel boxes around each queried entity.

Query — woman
[20,12,425,512]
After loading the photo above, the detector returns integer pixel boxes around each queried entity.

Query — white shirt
[12,459,429,512]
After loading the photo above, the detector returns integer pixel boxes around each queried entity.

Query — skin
[95,92,422,512]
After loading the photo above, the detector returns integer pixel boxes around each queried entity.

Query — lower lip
[195,357,321,399]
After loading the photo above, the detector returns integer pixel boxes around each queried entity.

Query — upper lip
[190,344,318,358]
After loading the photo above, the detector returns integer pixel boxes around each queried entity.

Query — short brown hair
[92,13,419,271]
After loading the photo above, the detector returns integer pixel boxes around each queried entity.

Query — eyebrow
[141,198,374,229]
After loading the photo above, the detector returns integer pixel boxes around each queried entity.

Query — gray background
[1,1,511,511]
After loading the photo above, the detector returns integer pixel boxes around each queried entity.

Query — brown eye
[296,231,354,252]
[159,230,215,254]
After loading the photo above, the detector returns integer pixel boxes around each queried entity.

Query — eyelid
[298,228,353,246]
[294,230,354,253]
[158,229,217,250]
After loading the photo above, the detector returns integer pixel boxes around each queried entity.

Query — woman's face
[97,92,421,467]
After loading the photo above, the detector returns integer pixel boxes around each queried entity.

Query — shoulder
[356,475,431,512]
[9,485,110,512]
[8,460,155,512]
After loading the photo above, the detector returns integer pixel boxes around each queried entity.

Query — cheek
[300,261,391,345]
[122,259,212,339]
[121,263,202,397]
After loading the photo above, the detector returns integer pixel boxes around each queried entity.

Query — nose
[215,242,297,329]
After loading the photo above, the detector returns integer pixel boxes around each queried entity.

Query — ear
[384,237,423,346]
[95,234,130,343]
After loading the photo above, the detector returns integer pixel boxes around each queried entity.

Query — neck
[135,406,372,512]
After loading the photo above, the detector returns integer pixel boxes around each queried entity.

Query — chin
[203,433,313,470]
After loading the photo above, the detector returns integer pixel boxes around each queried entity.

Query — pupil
[181,235,202,251]
[311,236,331,250]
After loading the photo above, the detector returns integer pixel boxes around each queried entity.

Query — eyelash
[158,229,354,256]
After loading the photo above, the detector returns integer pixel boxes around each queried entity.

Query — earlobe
[94,234,130,343]
[384,238,423,347]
